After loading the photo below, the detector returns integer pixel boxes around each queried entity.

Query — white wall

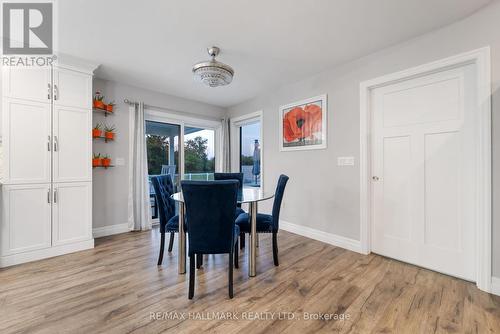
[92,78,225,229]
[227,2,500,276]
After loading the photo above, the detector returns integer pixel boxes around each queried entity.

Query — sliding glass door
[145,110,222,218]
[231,112,262,188]
[145,121,181,219]
[146,120,180,185]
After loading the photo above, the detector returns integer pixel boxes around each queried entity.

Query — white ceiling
[59,0,493,107]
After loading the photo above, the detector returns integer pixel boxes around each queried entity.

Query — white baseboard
[491,277,500,296]
[93,223,130,238]
[279,220,363,254]
[0,239,94,268]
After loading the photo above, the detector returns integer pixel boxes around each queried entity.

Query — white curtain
[128,102,152,231]
[221,117,231,172]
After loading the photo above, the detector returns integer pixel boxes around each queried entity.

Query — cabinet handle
[47,135,51,151]
[53,189,57,203]
[53,84,58,100]
[53,136,59,152]
[47,188,51,204]
[47,83,51,100]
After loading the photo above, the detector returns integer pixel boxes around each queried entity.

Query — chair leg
[168,232,175,252]
[234,240,239,269]
[256,234,259,248]
[272,232,279,266]
[240,233,245,249]
[157,232,165,265]
[196,254,203,269]
[188,255,195,299]
[228,253,234,299]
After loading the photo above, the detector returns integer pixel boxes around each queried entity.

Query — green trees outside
[147,135,169,175]
[240,155,254,166]
[147,135,214,175]
[184,136,215,173]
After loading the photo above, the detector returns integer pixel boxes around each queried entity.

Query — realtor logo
[2,2,53,55]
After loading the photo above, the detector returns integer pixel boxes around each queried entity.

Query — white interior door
[0,184,52,255]
[52,182,92,246]
[371,63,477,281]
[53,105,92,182]
[2,98,52,184]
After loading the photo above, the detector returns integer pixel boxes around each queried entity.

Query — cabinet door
[52,182,92,246]
[53,105,91,182]
[2,67,52,103]
[53,67,92,109]
[2,98,52,184]
[1,184,52,255]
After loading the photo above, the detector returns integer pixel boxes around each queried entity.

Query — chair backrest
[151,175,176,232]
[271,174,289,231]
[161,165,176,176]
[214,173,243,190]
[214,173,244,207]
[181,180,238,255]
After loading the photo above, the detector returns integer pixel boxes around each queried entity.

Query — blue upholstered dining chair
[214,173,246,248]
[235,174,289,266]
[181,180,240,299]
[151,175,182,266]
[214,173,245,215]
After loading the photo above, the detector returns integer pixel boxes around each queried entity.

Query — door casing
[359,47,492,293]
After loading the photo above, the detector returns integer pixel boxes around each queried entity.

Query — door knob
[372,176,380,181]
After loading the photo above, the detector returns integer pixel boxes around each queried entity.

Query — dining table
[171,187,274,277]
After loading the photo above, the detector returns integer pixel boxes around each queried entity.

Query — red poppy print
[281,97,325,150]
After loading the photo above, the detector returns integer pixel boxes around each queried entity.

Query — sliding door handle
[47,83,51,100]
[53,136,59,152]
[53,189,57,203]
[47,188,51,204]
[47,136,51,151]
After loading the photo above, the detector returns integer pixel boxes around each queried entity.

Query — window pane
[184,126,215,181]
[240,122,261,187]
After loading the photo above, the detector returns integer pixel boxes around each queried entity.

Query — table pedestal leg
[178,203,186,274]
[248,202,257,277]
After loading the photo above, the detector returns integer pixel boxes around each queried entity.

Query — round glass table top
[171,187,274,204]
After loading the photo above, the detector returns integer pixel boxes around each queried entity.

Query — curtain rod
[124,99,224,122]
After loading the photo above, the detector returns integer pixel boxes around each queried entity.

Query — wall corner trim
[93,223,130,238]
[491,277,500,296]
[279,220,365,254]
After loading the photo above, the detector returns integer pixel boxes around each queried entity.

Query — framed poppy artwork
[279,94,327,151]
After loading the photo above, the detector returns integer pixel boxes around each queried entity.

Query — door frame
[359,47,492,292]
[229,110,264,189]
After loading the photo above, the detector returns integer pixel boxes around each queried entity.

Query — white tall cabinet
[1,61,97,267]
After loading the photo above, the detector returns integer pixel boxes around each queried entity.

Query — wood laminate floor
[0,228,499,334]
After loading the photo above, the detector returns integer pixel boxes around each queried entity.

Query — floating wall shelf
[93,108,114,117]
[92,136,114,143]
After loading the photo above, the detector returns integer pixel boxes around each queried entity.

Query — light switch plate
[115,157,125,166]
[337,156,355,166]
